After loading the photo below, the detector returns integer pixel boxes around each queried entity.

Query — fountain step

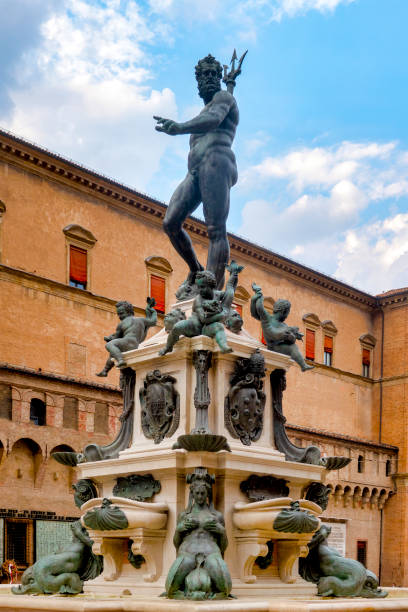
[2,590,408,612]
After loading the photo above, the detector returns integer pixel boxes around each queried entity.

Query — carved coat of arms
[140,369,180,443]
[224,350,266,446]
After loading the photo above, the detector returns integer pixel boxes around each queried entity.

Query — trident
[223,49,248,94]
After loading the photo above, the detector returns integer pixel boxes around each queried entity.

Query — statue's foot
[220,346,233,354]
[96,369,108,377]
[117,360,127,369]
[175,266,203,301]
[175,280,198,301]
[159,346,172,357]
[302,363,314,372]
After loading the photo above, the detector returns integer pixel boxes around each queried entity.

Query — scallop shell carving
[273,501,319,533]
[83,498,129,531]
[320,456,352,471]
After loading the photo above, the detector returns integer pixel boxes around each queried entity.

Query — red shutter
[151,275,165,313]
[70,246,87,284]
[261,329,266,345]
[324,335,333,354]
[362,349,370,366]
[232,302,243,317]
[305,329,315,360]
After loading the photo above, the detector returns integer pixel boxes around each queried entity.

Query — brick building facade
[0,127,404,584]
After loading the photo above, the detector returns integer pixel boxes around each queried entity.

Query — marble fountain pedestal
[74,312,326,600]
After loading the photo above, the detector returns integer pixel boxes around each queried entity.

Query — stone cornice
[0,263,157,318]
[0,362,121,395]
[377,289,408,307]
[305,360,375,385]
[286,422,398,453]
[0,128,381,309]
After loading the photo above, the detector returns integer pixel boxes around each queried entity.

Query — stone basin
[233,497,321,534]
[80,496,169,531]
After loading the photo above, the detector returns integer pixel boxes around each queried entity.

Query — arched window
[30,398,46,426]
[357,454,365,473]
[386,459,391,477]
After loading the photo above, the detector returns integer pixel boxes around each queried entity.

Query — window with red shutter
[261,329,266,346]
[150,275,165,313]
[362,348,370,377]
[305,329,315,361]
[69,246,87,289]
[232,302,243,317]
[324,335,333,366]
[324,335,333,353]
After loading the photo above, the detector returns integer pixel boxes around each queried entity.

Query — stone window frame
[232,285,250,320]
[357,454,365,473]
[145,256,173,316]
[359,333,376,378]
[5,518,34,568]
[63,224,97,292]
[356,540,367,567]
[29,398,47,426]
[19,389,59,428]
[302,313,321,362]
[321,320,338,368]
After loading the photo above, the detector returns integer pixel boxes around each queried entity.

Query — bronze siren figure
[154,50,247,299]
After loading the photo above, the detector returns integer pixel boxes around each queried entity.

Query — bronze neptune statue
[154,52,246,298]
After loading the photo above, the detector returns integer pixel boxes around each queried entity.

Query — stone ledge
[76,447,325,484]
[0,592,407,611]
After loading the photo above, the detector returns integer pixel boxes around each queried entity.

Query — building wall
[0,129,404,584]
[0,157,380,441]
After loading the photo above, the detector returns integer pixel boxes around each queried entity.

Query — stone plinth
[75,325,327,598]
[122,326,292,454]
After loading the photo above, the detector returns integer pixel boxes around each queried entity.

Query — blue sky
[1,0,408,294]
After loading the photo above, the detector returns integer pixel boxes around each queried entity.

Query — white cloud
[237,140,408,293]
[242,131,270,156]
[269,0,356,21]
[241,141,396,191]
[1,0,178,191]
[149,0,221,22]
[148,0,355,41]
[335,213,408,293]
[150,0,354,21]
